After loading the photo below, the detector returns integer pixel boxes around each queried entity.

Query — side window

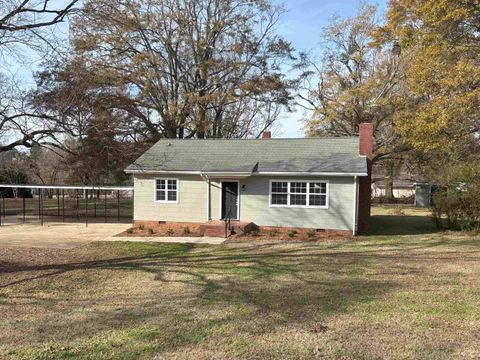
[155,179,178,203]
[270,180,328,208]
[271,181,288,205]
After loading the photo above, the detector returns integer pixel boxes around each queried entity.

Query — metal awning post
[22,193,25,223]
[62,189,65,222]
[85,189,88,227]
[76,189,80,221]
[117,190,120,220]
[40,189,44,226]
[104,191,108,223]
[94,190,97,218]
[2,195,5,219]
[37,189,41,220]
[57,189,60,217]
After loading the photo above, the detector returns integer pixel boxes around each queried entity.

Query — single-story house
[125,123,373,236]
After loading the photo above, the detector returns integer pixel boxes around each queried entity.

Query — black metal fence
[0,185,133,226]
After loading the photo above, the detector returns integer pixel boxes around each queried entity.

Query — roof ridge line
[152,137,359,141]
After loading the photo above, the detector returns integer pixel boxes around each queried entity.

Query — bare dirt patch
[0,223,131,249]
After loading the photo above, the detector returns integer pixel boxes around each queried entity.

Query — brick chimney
[357,122,373,234]
[262,131,271,139]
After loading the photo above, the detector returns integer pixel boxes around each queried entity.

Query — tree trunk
[384,161,395,201]
[385,176,394,201]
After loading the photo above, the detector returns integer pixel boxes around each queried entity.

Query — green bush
[432,185,480,231]
[288,230,298,238]
[249,228,260,237]
[139,224,145,230]
[306,229,316,238]
[183,226,191,235]
[147,228,154,235]
[269,229,280,237]
[166,228,175,236]
[126,228,133,234]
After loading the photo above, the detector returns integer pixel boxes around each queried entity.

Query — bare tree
[0,0,79,153]
[0,0,78,51]
[296,5,407,162]
[69,0,292,139]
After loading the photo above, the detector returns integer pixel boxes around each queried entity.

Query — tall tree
[69,0,292,139]
[0,0,77,52]
[0,0,79,153]
[296,5,407,164]
[378,0,480,153]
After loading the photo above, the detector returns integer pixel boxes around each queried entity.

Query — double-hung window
[155,179,178,203]
[270,180,328,208]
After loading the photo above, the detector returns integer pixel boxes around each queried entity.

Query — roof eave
[125,169,368,177]
[254,171,368,177]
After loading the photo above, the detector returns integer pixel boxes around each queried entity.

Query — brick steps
[200,220,257,238]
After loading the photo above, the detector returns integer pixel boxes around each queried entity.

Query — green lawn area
[1,206,479,359]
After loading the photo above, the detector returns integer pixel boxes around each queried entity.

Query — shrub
[306,229,316,238]
[288,230,298,238]
[183,226,191,235]
[269,228,280,237]
[166,228,175,236]
[427,160,480,231]
[249,228,260,237]
[126,228,133,234]
[432,184,480,231]
[147,228,154,235]
[139,224,145,230]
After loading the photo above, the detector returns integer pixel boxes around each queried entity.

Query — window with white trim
[270,180,328,208]
[155,179,178,202]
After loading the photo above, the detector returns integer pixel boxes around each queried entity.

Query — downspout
[353,176,358,236]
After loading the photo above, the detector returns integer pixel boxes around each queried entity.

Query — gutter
[125,169,368,177]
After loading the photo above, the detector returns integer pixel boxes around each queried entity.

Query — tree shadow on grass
[2,238,480,358]
[367,214,439,236]
[0,242,403,356]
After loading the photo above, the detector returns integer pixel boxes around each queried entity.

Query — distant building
[372,178,415,199]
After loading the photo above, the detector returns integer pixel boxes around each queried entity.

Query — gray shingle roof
[126,137,367,175]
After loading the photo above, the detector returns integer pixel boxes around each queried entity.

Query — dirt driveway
[0,222,225,248]
[0,223,131,249]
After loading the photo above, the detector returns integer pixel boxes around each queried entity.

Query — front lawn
[1,207,479,359]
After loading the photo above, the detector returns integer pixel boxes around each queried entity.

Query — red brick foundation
[260,226,351,237]
[131,220,352,238]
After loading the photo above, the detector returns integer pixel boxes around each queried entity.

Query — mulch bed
[226,228,353,243]
[117,223,202,237]
[117,223,353,242]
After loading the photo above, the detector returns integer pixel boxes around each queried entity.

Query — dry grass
[1,208,480,359]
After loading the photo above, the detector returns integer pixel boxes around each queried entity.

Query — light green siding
[133,174,207,223]
[133,174,355,230]
[209,180,222,219]
[239,176,355,231]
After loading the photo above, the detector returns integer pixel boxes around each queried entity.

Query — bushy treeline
[430,162,480,231]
